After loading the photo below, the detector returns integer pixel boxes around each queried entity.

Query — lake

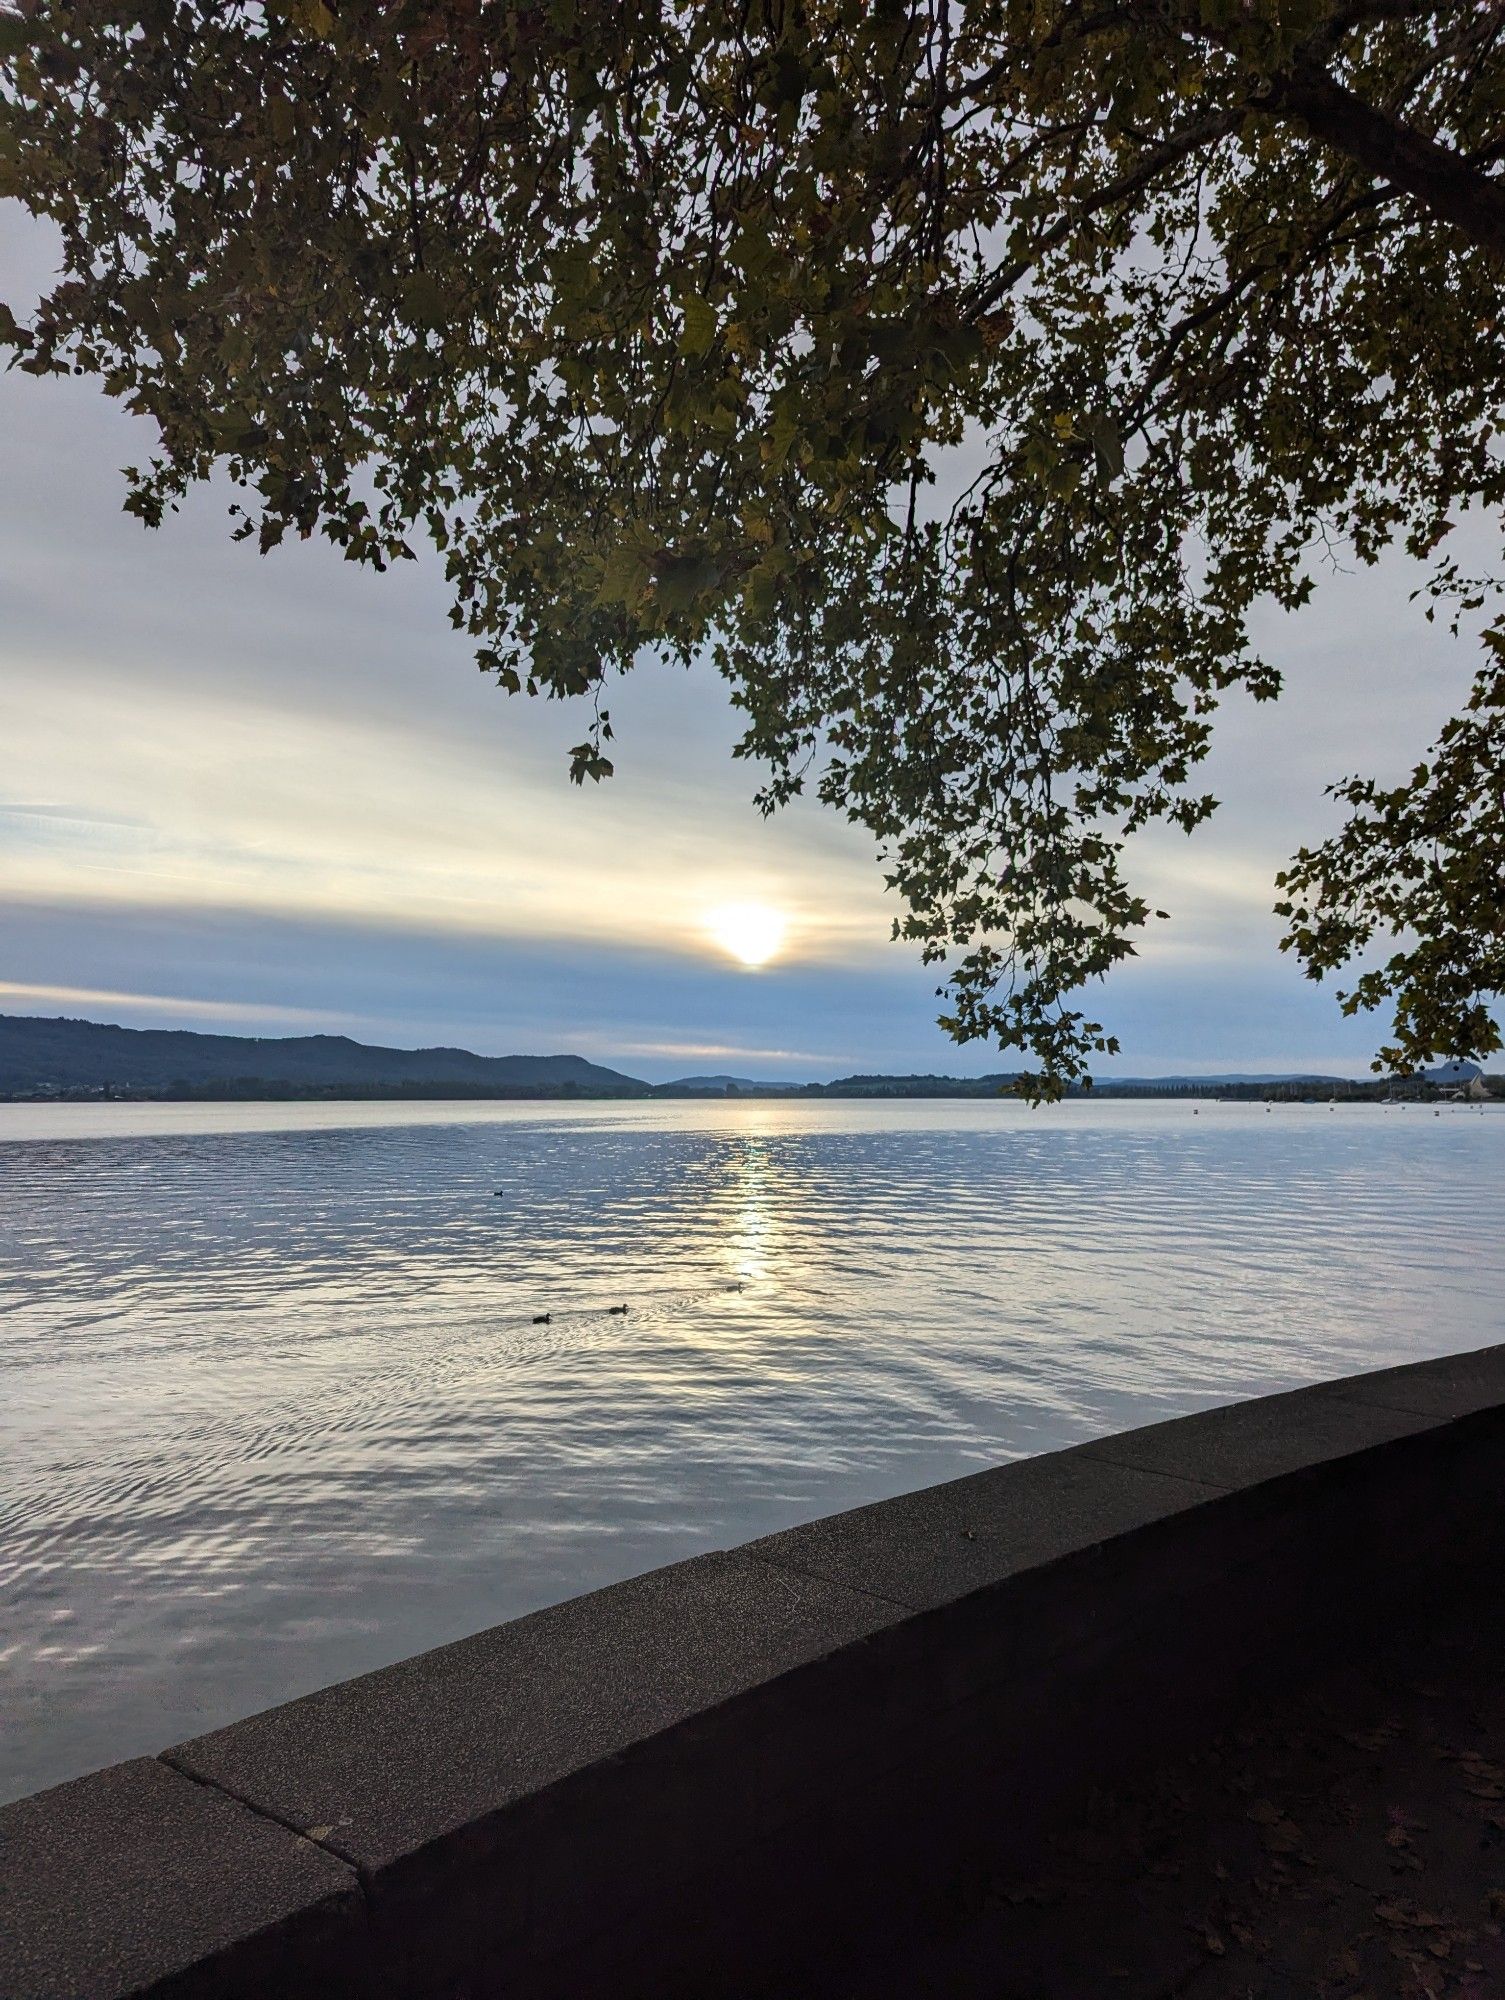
[0,1095,1498,1804]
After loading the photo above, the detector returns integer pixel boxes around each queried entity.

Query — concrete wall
[4,1343,1503,1998]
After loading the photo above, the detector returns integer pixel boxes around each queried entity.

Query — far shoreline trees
[3,0,1501,1094]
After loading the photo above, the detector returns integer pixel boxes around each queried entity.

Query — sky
[0,206,1489,1081]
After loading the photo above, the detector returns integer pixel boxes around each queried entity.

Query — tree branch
[966,105,1242,317]
[1257,58,1505,257]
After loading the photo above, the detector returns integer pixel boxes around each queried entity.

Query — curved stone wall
[4,1342,1503,1998]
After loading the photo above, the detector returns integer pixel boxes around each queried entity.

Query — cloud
[613,1040,841,1068]
[0,980,339,1026]
[1,632,894,968]
[0,894,1405,1080]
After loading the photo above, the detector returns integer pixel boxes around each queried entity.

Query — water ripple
[0,1096,1499,1801]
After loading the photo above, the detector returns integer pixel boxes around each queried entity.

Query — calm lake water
[0,1095,1498,1803]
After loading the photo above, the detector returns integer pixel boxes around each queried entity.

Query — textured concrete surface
[1327,1343,1505,1421]
[745,1446,1219,1613]
[168,1549,900,1882]
[1079,1382,1436,1490]
[0,1756,363,2000]
[854,1585,1505,2000]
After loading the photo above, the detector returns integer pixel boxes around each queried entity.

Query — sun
[706,901,788,969]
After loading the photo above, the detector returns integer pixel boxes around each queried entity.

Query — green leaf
[678,295,717,358]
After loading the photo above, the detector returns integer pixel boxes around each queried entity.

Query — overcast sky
[0,207,1487,1080]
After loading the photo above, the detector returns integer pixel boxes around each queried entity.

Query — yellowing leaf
[678,296,717,358]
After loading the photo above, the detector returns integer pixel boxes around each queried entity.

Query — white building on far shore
[1422,1060,1488,1101]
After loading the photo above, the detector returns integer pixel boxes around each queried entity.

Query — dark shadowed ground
[853,1593,1505,1999]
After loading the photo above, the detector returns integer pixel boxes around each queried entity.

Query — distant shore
[3,1012,1497,1106]
[5,1077,1499,1106]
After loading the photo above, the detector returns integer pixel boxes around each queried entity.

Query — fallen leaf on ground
[1454,1752,1504,1778]
[1374,1901,1444,1929]
[1347,1727,1400,1751]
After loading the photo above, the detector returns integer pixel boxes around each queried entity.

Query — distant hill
[0,1014,647,1099]
[1090,1072,1347,1088]
[1096,1072,1336,1088]
[819,1072,1025,1096]
[658,1074,802,1094]
[4,1014,1480,1104]
[816,1070,1364,1098]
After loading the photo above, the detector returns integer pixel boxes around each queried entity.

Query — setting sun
[706,901,788,969]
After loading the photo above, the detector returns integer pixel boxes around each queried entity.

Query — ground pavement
[855,1595,1505,1999]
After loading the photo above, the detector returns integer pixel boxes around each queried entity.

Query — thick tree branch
[1258,58,1505,257]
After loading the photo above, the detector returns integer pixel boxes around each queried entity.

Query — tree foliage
[2,0,1502,1092]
